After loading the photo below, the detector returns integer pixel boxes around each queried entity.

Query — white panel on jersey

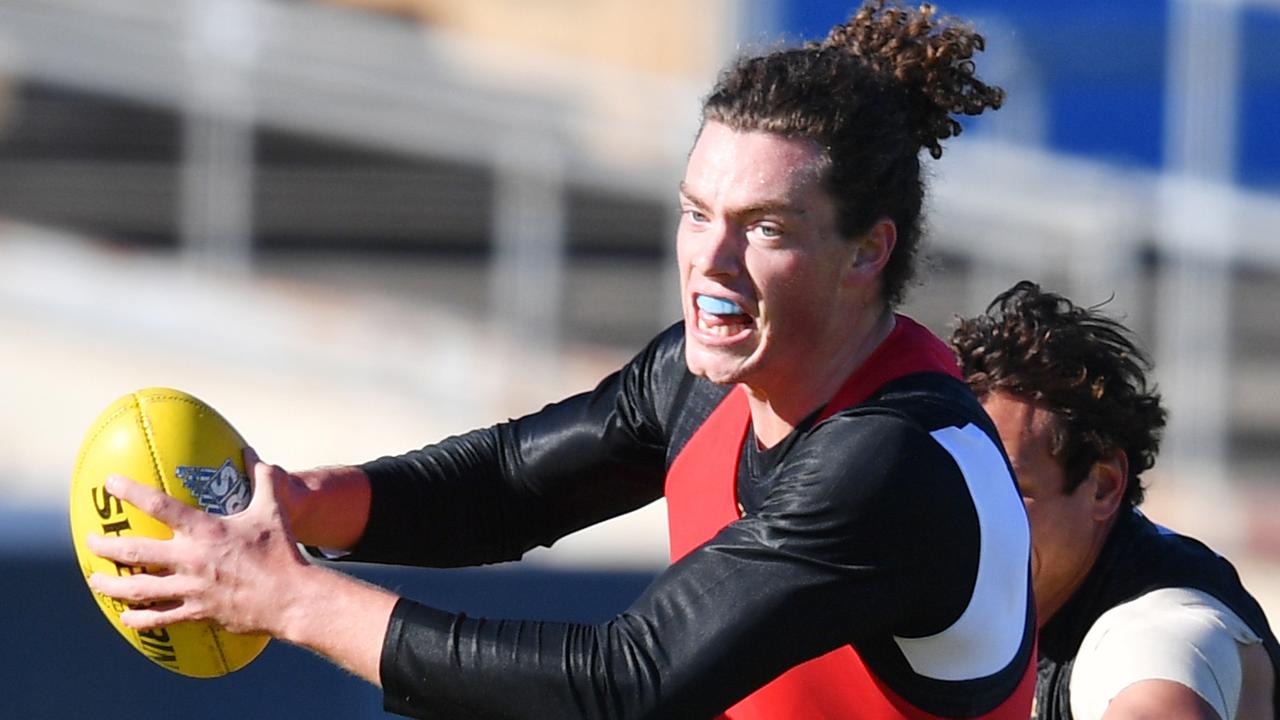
[893,423,1031,680]
[1069,587,1262,720]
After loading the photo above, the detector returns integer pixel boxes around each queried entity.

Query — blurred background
[2,0,1279,716]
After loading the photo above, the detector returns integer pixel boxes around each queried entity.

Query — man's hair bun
[817,0,1005,158]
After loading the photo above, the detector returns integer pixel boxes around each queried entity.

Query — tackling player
[951,281,1279,720]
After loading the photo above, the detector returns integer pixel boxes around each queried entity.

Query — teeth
[697,316,746,336]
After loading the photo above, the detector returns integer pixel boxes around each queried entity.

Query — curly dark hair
[950,281,1167,506]
[700,0,1005,306]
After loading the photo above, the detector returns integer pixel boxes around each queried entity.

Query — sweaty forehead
[682,122,828,204]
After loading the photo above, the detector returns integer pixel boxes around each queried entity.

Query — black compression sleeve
[375,412,982,719]
[344,325,685,568]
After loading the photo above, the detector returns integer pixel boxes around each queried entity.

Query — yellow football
[69,387,269,678]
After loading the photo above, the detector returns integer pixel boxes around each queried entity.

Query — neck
[746,305,896,448]
[1038,513,1123,627]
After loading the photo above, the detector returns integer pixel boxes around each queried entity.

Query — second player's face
[676,121,861,392]
[983,391,1102,625]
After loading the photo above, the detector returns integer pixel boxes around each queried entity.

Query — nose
[689,220,743,278]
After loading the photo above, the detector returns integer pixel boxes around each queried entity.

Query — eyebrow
[678,182,809,218]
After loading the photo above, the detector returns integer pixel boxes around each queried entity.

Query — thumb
[243,446,283,511]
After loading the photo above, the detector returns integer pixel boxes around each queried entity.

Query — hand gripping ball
[69,387,269,677]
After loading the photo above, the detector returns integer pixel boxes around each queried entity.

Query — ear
[847,218,897,281]
[1088,448,1129,523]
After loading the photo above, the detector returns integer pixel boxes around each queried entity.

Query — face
[677,121,864,394]
[982,391,1101,624]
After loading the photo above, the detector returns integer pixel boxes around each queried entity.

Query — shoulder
[797,374,1009,507]
[866,371,995,434]
[1077,587,1263,660]
[1070,588,1262,720]
[774,390,1021,553]
[764,381,1033,664]
[791,407,952,500]
[784,380,1027,558]
[1104,512,1277,637]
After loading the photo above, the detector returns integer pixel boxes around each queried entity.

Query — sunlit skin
[678,120,897,447]
[1102,679,1222,720]
[981,391,1127,626]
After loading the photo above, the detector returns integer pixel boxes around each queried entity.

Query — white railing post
[490,131,567,405]
[1156,0,1242,538]
[179,0,258,269]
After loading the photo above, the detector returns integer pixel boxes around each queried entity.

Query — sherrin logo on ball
[69,387,269,678]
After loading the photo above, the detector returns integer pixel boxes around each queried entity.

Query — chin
[684,343,752,386]
[695,368,744,386]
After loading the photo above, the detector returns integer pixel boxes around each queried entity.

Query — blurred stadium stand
[1,0,1279,715]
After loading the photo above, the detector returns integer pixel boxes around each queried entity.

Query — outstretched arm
[87,412,1014,720]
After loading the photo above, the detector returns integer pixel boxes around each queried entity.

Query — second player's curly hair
[950,281,1167,506]
[701,0,1005,306]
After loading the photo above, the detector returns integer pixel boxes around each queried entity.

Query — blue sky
[777,0,1280,189]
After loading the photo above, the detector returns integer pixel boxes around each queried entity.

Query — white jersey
[1069,587,1263,720]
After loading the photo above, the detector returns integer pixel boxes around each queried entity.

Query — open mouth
[695,294,754,337]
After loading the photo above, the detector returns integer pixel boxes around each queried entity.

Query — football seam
[208,622,231,674]
[134,390,233,674]
[133,392,169,496]
[135,391,223,497]
[132,391,176,671]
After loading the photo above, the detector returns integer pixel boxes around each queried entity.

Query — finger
[119,602,195,631]
[86,533,178,569]
[105,475,200,533]
[88,570,189,604]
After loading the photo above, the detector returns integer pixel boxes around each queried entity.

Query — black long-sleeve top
[340,321,1034,719]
